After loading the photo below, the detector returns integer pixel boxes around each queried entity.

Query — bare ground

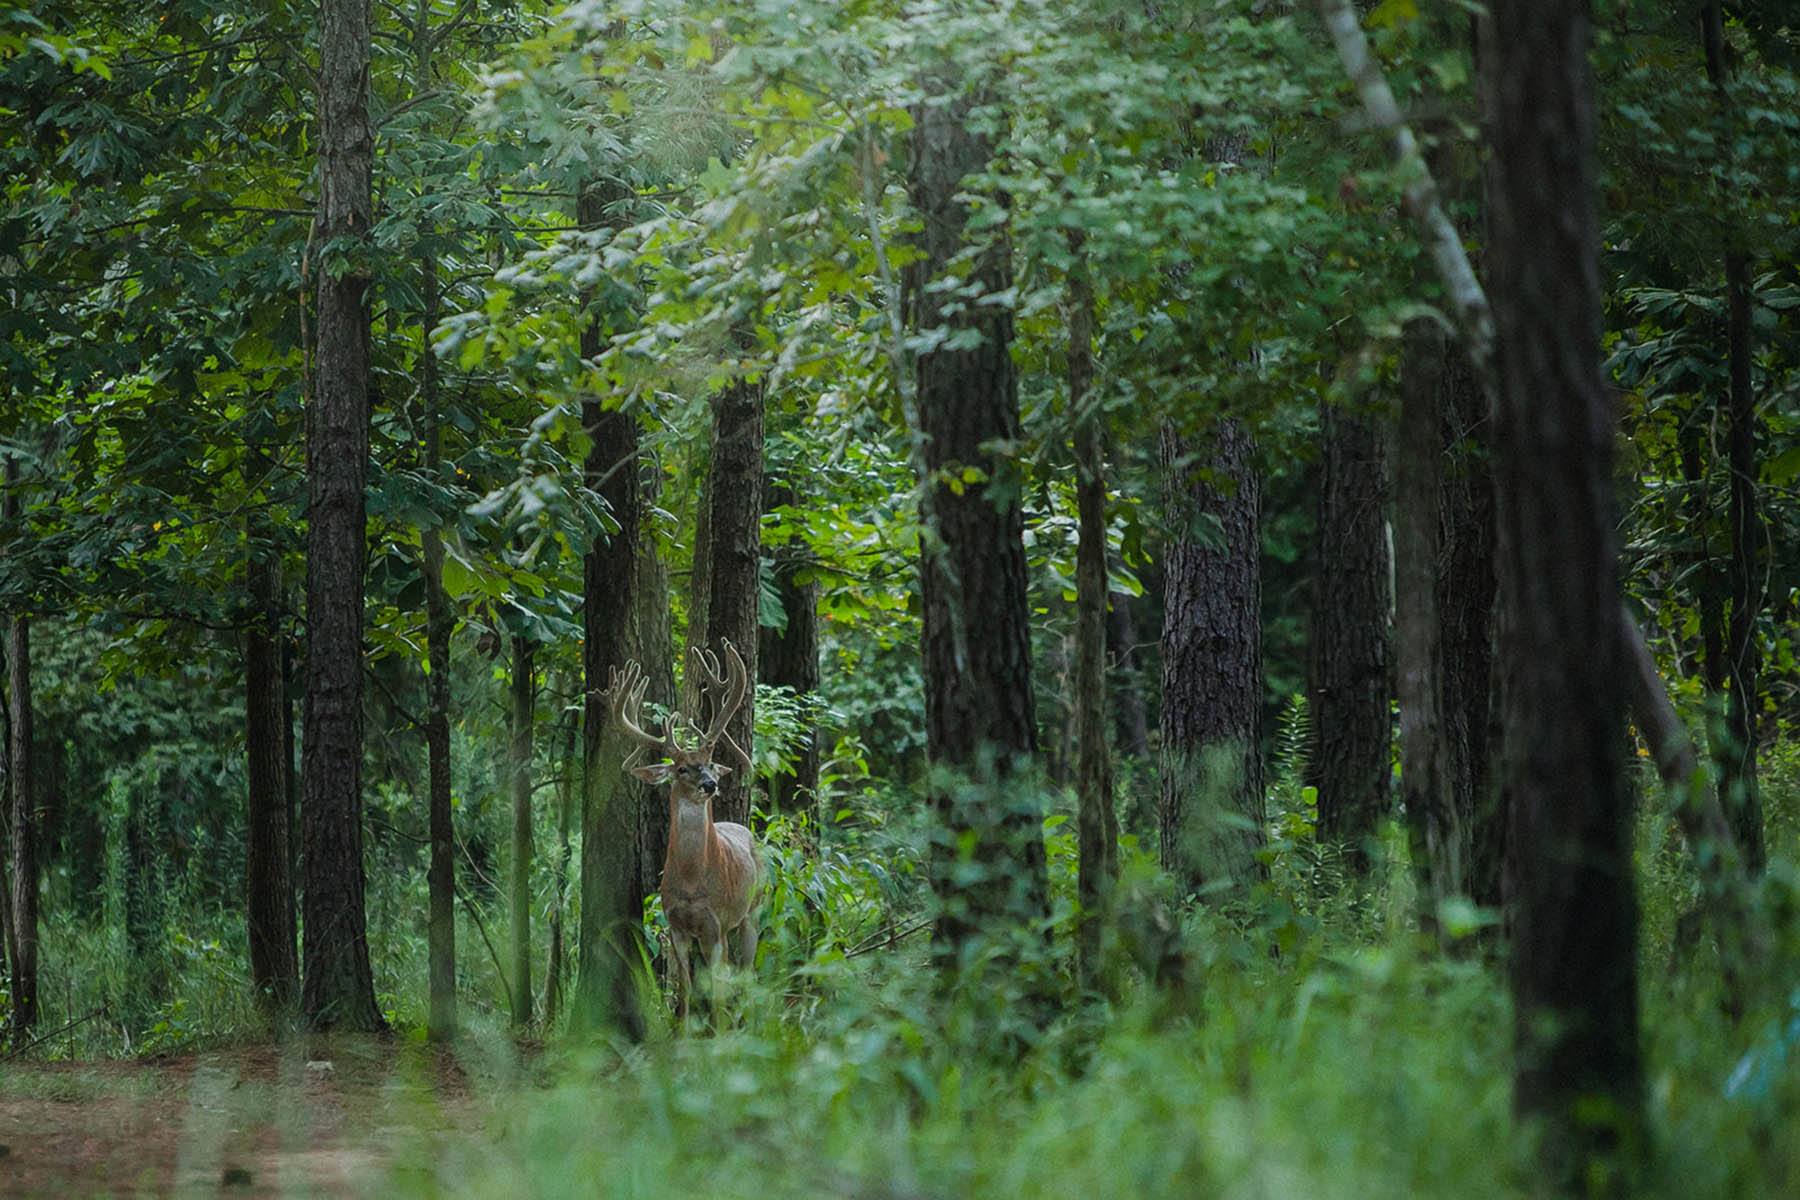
[0,1038,478,1197]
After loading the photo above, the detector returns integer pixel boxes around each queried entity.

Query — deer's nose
[700,777,717,796]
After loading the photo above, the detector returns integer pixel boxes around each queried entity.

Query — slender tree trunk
[1719,253,1764,871]
[1680,424,1727,696]
[700,381,763,827]
[760,476,820,820]
[572,181,649,1041]
[419,253,457,1042]
[1158,420,1265,897]
[1701,0,1766,874]
[245,547,299,1015]
[1070,242,1118,989]
[508,635,535,1028]
[541,683,578,1027]
[1485,0,1642,1179]
[1397,319,1459,923]
[301,0,383,1032]
[1306,398,1392,863]
[5,605,35,1036]
[908,73,1049,958]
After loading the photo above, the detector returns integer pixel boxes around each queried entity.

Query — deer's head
[606,640,749,805]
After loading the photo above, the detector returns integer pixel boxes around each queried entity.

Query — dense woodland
[1,0,1798,1195]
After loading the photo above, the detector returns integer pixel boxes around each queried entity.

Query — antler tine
[606,659,675,760]
[693,638,749,753]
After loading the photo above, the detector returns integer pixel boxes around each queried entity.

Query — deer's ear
[710,762,733,779]
[632,762,673,784]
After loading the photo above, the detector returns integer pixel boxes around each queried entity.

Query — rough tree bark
[244,546,299,1015]
[571,180,649,1041]
[908,74,1049,956]
[699,380,763,827]
[1485,0,1643,1178]
[1158,420,1265,897]
[1069,241,1119,988]
[760,475,820,820]
[508,635,535,1029]
[1397,319,1459,919]
[1437,339,1499,910]
[1306,397,1391,862]
[300,0,383,1033]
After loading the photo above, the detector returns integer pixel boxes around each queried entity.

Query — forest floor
[0,1038,479,1196]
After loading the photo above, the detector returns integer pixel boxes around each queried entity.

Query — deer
[605,639,763,1023]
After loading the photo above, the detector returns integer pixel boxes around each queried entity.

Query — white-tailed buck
[606,640,763,1022]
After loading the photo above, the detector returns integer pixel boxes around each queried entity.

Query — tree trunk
[245,548,299,1015]
[6,607,35,1036]
[908,75,1049,958]
[541,680,578,1027]
[1437,339,1500,910]
[1306,398,1392,863]
[760,476,820,820]
[682,434,714,718]
[572,181,649,1041]
[630,467,677,907]
[699,381,763,827]
[1485,0,1643,1178]
[508,637,535,1028]
[1397,319,1458,923]
[300,0,383,1033]
[1070,243,1118,989]
[1703,0,1766,878]
[419,252,457,1042]
[1158,420,1265,897]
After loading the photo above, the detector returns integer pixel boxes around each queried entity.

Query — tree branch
[1315,0,1494,375]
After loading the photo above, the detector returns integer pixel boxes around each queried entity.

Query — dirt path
[0,1039,475,1197]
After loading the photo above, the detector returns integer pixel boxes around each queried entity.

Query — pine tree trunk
[1485,0,1642,1177]
[1437,341,1500,910]
[700,380,763,827]
[1306,399,1392,862]
[572,180,649,1041]
[908,75,1049,957]
[1397,319,1458,921]
[1158,420,1265,897]
[1070,243,1118,989]
[301,0,383,1033]
[245,547,299,1015]
[630,473,677,906]
[760,476,820,819]
[508,636,535,1028]
[419,253,457,1042]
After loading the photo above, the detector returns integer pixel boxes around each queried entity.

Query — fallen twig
[3,1005,109,1061]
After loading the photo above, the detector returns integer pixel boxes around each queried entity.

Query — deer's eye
[677,766,691,776]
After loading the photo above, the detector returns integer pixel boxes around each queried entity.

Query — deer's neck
[664,791,717,884]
